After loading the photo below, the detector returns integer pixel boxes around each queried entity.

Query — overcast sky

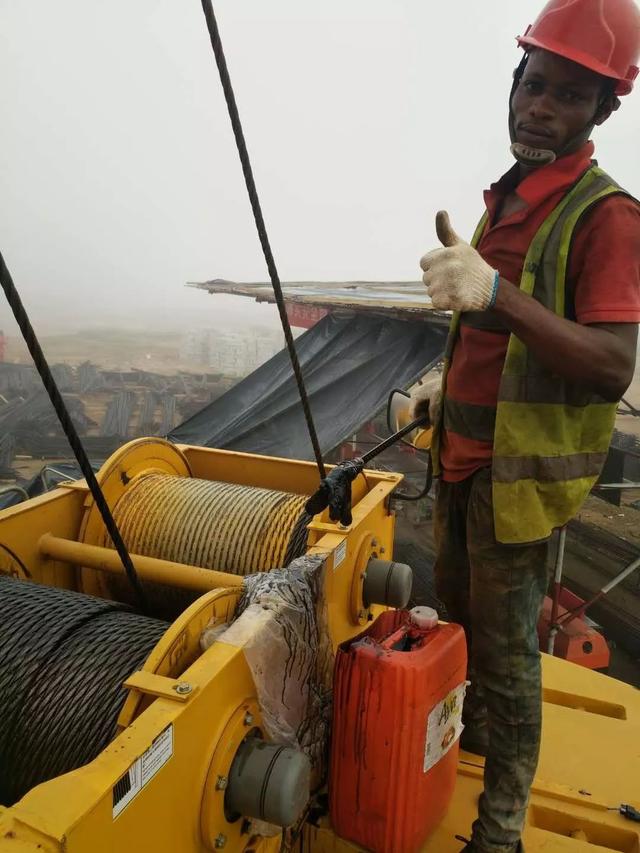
[1,1,638,335]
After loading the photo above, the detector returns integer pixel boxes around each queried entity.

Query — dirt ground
[576,494,640,546]
[4,328,208,374]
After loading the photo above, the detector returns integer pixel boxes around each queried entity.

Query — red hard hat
[517,0,640,95]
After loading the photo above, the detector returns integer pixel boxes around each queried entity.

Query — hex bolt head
[243,711,254,727]
[215,775,228,791]
[173,682,192,695]
[214,833,227,849]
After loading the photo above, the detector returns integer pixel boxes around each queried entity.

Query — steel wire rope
[0,252,147,610]
[0,577,167,805]
[199,0,326,480]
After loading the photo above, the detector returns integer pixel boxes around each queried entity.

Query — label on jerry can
[423,681,466,773]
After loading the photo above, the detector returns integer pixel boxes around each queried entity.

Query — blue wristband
[487,270,500,309]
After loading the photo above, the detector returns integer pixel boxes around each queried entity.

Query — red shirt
[441,142,640,483]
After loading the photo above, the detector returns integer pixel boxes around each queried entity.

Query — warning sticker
[423,682,466,773]
[113,724,173,818]
[333,540,347,571]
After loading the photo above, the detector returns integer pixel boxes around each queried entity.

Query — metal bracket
[124,670,199,702]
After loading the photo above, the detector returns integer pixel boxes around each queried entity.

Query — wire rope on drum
[92,474,310,619]
[0,576,167,807]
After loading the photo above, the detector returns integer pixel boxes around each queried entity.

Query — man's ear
[594,94,620,126]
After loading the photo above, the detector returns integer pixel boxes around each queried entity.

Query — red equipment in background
[538,587,610,671]
[538,527,640,671]
[285,302,327,330]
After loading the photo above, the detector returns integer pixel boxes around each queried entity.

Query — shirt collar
[484,141,595,217]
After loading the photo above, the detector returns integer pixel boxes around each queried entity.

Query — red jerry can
[329,607,468,853]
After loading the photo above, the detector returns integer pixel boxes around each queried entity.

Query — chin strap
[510,142,556,166]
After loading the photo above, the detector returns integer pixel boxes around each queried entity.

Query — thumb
[435,210,462,248]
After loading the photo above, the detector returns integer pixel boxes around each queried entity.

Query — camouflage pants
[434,467,549,853]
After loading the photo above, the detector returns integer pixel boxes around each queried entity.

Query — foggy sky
[1,1,639,336]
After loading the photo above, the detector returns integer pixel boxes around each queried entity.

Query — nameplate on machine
[112,724,174,818]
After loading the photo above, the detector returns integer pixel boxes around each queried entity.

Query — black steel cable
[199,0,326,480]
[283,510,312,567]
[0,577,167,806]
[0,251,147,610]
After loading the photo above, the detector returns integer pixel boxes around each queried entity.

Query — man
[410,1,640,850]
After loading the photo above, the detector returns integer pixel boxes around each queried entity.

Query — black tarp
[0,461,104,511]
[169,313,446,460]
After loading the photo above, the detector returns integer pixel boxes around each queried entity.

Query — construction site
[1,1,640,852]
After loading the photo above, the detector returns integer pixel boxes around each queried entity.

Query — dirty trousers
[434,467,548,853]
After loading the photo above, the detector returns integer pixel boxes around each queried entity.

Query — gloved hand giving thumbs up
[420,211,500,312]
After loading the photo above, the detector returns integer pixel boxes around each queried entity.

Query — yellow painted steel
[77,439,308,605]
[0,638,278,852]
[0,439,403,852]
[0,486,86,590]
[38,532,244,592]
[117,586,242,729]
[1,440,637,852]
[0,438,401,647]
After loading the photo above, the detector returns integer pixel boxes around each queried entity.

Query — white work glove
[420,211,500,312]
[408,375,442,426]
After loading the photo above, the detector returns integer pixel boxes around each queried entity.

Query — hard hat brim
[517,33,634,95]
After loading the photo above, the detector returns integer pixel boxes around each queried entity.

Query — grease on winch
[305,459,364,526]
[201,555,332,794]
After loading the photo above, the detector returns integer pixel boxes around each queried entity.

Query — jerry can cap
[409,606,439,630]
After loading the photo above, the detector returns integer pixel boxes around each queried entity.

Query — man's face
[511,49,613,154]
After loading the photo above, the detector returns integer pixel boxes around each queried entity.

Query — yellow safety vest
[432,165,631,544]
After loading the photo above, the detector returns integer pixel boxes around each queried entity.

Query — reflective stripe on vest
[443,398,495,442]
[432,165,631,544]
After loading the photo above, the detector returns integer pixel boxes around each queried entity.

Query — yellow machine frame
[0,441,639,852]
[0,441,399,851]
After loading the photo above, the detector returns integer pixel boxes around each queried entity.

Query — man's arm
[421,208,639,401]
[493,281,638,401]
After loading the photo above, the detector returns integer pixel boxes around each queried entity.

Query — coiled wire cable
[0,577,167,806]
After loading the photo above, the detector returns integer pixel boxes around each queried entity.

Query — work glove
[304,458,364,527]
[408,374,442,426]
[420,211,500,312]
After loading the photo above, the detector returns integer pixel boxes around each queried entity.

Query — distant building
[180,327,284,377]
